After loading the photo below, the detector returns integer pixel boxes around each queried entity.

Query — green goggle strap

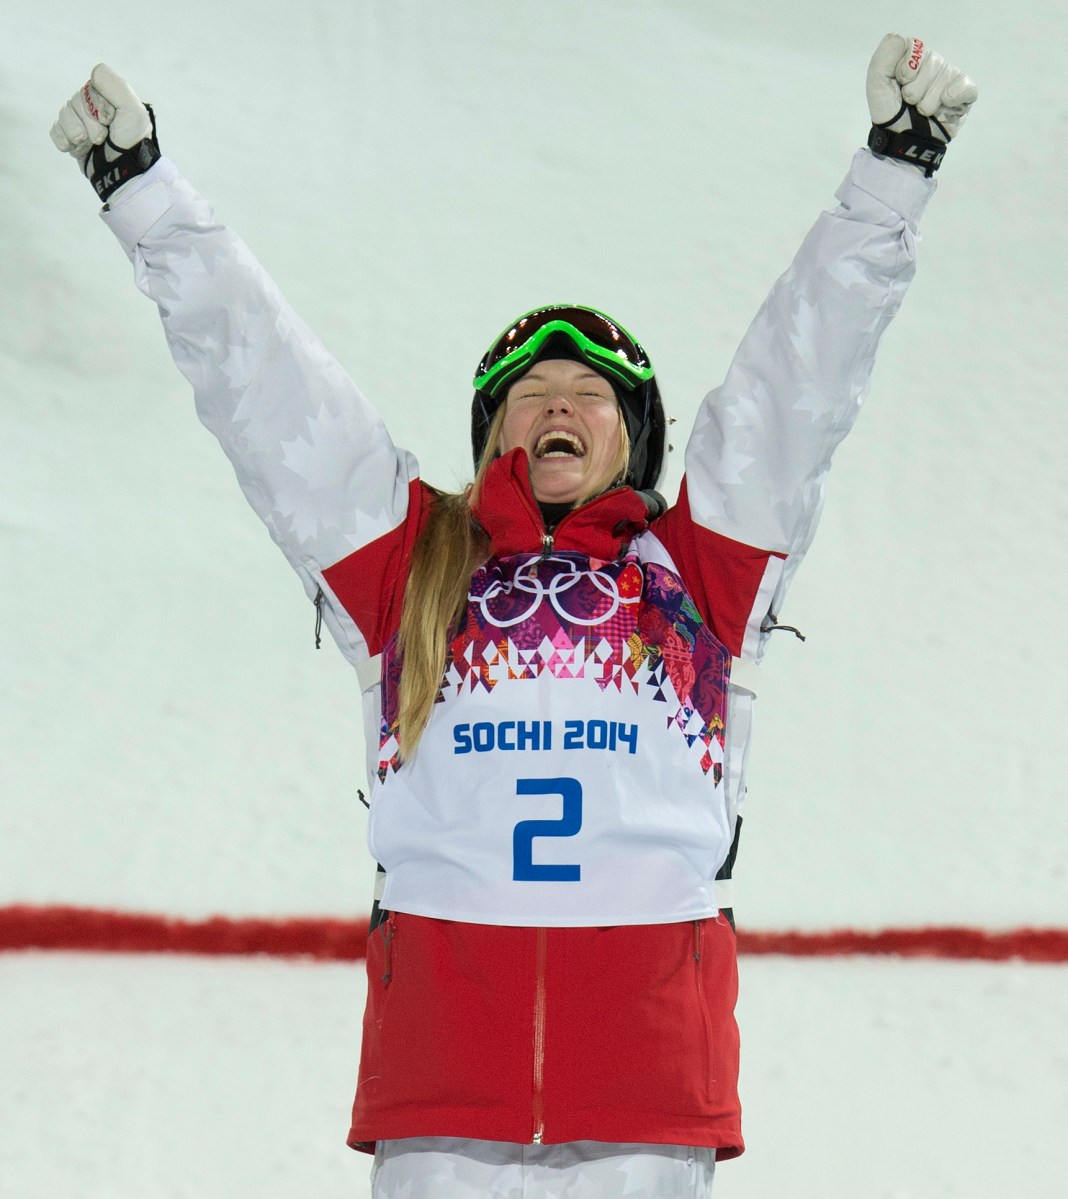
[474,320,655,399]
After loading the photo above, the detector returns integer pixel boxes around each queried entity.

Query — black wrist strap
[868,102,948,178]
[85,103,162,202]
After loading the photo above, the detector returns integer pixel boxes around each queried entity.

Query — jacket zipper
[532,926,547,1143]
[514,476,633,562]
[694,919,714,1089]
[381,915,396,987]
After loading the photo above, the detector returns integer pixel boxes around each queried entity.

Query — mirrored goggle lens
[474,307,653,397]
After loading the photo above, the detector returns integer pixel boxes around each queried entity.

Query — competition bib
[368,549,732,926]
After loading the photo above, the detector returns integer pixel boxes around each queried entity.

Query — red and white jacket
[103,148,935,1156]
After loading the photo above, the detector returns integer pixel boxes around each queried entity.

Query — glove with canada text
[50,64,160,202]
[866,34,978,176]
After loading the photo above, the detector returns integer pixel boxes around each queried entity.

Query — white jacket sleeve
[101,157,419,666]
[684,148,936,660]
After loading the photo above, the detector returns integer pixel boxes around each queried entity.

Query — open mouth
[534,431,586,459]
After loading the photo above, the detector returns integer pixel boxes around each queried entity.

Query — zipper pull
[313,586,324,650]
[382,916,395,986]
[760,611,806,643]
[540,533,554,560]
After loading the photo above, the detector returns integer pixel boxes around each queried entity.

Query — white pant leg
[371,1137,715,1198]
[371,1138,524,1199]
[531,1141,715,1197]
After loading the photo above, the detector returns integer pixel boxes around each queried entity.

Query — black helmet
[471,304,666,492]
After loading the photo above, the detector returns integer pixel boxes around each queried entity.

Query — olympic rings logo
[473,554,640,629]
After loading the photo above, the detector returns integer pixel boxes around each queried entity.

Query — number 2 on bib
[513,777,582,882]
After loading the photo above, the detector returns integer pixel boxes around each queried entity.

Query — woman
[51,33,976,1198]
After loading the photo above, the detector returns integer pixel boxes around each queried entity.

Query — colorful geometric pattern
[379,552,728,781]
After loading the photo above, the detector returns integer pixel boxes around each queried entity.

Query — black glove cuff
[868,103,947,178]
[84,103,162,203]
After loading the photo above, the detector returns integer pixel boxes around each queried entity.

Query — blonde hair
[395,401,629,758]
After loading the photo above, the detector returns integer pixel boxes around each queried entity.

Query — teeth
[535,431,585,459]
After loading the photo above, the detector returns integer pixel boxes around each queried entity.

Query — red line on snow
[1,906,1066,963]
[0,906,367,961]
[737,927,1068,963]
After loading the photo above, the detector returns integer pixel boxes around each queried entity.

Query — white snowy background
[3,0,1067,1196]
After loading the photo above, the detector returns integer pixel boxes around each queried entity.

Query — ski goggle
[473,306,656,400]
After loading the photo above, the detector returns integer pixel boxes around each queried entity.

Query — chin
[534,478,584,500]
[530,474,583,506]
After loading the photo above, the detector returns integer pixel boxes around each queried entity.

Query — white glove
[50,65,159,201]
[866,34,978,174]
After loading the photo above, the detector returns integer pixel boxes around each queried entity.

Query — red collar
[471,448,651,560]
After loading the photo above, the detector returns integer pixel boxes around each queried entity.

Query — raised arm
[656,34,977,661]
[51,66,424,666]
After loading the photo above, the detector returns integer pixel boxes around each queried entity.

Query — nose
[544,392,574,415]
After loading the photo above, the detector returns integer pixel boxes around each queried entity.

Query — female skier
[51,33,976,1198]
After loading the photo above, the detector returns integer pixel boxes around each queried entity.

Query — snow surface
[3,0,1067,1195]
[3,953,1067,1199]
